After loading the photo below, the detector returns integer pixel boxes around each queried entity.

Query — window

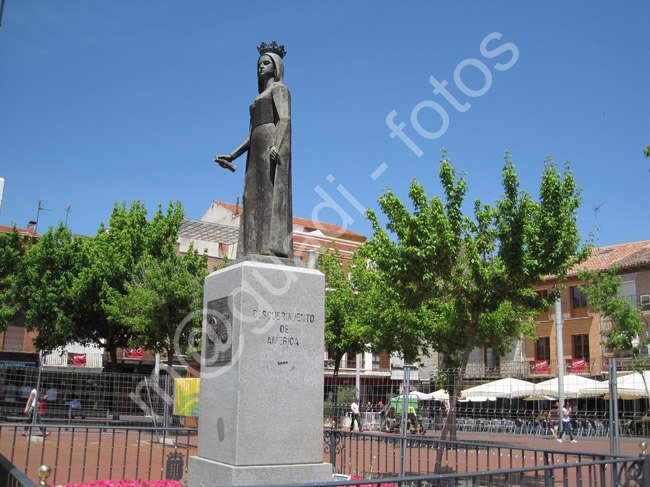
[483,348,500,369]
[573,334,590,360]
[2,324,25,352]
[346,353,363,369]
[619,281,636,307]
[571,286,588,317]
[372,353,381,370]
[536,290,550,320]
[536,337,550,362]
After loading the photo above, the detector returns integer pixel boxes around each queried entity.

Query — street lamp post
[555,298,565,409]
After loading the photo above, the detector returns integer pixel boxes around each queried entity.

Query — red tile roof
[215,200,242,215]
[212,201,366,241]
[568,240,650,275]
[292,216,366,241]
[0,225,40,238]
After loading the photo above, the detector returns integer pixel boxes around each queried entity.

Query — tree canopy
[360,150,590,441]
[15,201,205,370]
[319,247,377,416]
[0,226,27,331]
[104,242,208,365]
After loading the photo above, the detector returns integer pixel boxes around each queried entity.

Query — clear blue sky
[1,1,648,247]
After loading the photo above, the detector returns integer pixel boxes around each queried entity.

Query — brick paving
[1,425,646,485]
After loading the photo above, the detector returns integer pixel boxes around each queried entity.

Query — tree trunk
[166,347,174,367]
[437,314,480,471]
[108,345,120,373]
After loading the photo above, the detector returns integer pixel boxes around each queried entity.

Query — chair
[535,419,548,436]
[524,419,535,435]
[515,418,525,434]
[619,420,633,437]
[503,419,516,434]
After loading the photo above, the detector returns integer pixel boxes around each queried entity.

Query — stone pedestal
[188,260,331,487]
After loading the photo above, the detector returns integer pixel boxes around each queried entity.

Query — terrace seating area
[449,408,650,438]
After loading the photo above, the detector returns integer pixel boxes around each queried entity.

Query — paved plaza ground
[1,426,646,485]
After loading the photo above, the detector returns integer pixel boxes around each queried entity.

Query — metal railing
[0,424,196,486]
[324,430,650,486]
[2,423,648,486]
[0,452,37,487]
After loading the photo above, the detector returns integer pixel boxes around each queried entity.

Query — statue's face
[258,55,275,81]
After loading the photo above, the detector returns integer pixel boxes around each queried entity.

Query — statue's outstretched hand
[214,155,237,172]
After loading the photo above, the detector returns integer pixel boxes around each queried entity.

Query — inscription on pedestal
[254,309,315,347]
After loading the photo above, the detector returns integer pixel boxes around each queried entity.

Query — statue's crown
[258,41,286,59]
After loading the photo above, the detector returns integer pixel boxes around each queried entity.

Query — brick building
[528,240,650,378]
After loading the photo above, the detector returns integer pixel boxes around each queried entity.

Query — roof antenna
[64,204,72,228]
[594,202,606,249]
[36,200,50,231]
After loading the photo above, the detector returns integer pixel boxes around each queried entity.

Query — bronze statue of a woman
[215,42,293,259]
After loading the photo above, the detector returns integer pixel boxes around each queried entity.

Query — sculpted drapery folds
[215,42,293,259]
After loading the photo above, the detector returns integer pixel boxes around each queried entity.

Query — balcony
[43,351,104,368]
[528,358,607,377]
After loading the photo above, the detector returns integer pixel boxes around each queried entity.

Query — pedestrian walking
[550,402,560,439]
[22,387,50,437]
[557,401,576,443]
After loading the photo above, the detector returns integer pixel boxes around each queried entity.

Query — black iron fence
[0,423,197,486]
[2,423,648,486]
[324,430,649,487]
[0,452,37,487]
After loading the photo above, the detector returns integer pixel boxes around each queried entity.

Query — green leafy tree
[19,201,189,371]
[361,150,589,445]
[319,248,376,420]
[0,226,26,331]
[104,243,208,365]
[579,266,650,371]
[19,224,87,351]
[644,145,650,158]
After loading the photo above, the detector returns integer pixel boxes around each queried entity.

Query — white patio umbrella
[612,371,650,399]
[463,396,497,402]
[461,377,536,399]
[409,389,450,401]
[430,389,451,401]
[534,375,608,398]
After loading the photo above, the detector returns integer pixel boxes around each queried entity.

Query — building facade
[417,240,650,383]
[527,240,650,379]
